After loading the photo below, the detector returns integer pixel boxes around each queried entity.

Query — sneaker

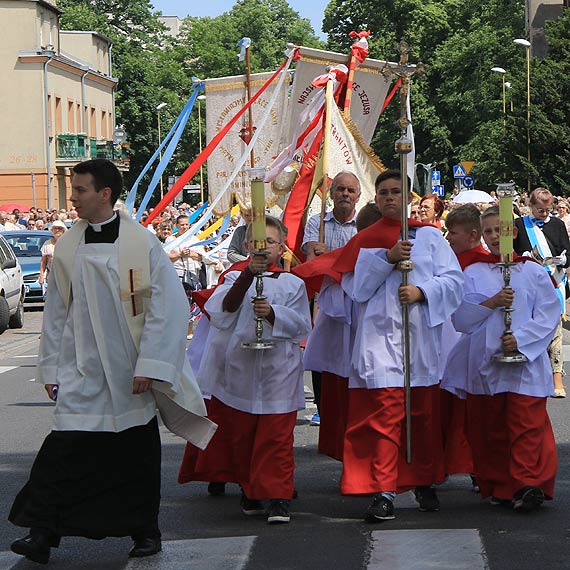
[490,496,513,508]
[240,493,265,516]
[207,482,226,496]
[364,494,395,523]
[414,486,440,512]
[310,412,320,426]
[267,499,291,524]
[513,486,544,512]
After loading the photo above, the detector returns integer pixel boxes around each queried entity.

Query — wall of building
[527,0,565,58]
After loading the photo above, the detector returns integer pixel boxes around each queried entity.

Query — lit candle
[499,193,513,263]
[249,168,266,250]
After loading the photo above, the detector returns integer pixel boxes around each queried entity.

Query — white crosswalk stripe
[0,551,20,570]
[0,367,17,375]
[124,536,256,570]
[369,529,489,570]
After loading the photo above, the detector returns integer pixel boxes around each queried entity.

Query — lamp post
[514,38,531,194]
[505,82,513,112]
[197,95,206,204]
[156,102,167,199]
[491,67,507,126]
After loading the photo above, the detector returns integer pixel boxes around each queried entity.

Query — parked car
[0,233,25,333]
[1,231,52,303]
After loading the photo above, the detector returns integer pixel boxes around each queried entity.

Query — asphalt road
[0,308,569,569]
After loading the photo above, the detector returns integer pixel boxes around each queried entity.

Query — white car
[0,233,25,333]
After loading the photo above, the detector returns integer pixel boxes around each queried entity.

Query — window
[68,100,75,133]
[55,97,62,134]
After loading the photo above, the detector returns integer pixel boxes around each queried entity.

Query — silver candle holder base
[491,261,527,364]
[241,251,274,351]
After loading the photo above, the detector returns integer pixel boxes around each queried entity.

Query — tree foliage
[57,0,322,196]
[324,0,570,195]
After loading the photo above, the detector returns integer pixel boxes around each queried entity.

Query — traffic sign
[432,185,445,197]
[453,165,466,178]
[431,170,441,183]
[463,175,475,189]
[461,161,476,174]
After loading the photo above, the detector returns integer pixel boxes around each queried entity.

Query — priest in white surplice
[9,159,216,565]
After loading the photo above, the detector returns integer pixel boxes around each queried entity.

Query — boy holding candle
[178,216,312,524]
[442,206,560,511]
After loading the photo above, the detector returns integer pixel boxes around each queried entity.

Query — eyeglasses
[419,204,434,211]
[532,207,550,214]
[266,238,282,247]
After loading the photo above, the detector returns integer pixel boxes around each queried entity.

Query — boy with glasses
[178,216,311,524]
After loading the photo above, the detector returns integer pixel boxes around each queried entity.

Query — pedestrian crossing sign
[453,165,466,179]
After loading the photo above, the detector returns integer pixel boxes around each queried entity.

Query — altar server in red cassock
[442,206,559,511]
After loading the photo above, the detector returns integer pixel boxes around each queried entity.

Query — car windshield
[3,234,51,256]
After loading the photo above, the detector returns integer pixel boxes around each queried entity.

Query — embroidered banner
[204,71,292,215]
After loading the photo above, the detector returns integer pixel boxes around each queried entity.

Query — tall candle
[499,193,513,263]
[250,177,266,251]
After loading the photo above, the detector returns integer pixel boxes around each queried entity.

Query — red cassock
[466,393,557,500]
[318,372,349,462]
[178,397,297,500]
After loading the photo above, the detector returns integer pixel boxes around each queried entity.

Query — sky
[150,0,329,39]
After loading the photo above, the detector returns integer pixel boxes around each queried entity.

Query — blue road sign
[463,175,475,189]
[431,170,441,183]
[432,185,445,197]
[453,165,466,178]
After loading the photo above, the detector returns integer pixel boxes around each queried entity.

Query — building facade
[0,0,127,210]
[527,0,569,58]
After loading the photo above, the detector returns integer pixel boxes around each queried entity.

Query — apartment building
[0,0,127,210]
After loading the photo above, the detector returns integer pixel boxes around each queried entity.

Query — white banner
[306,101,385,220]
[204,71,291,215]
[289,46,394,145]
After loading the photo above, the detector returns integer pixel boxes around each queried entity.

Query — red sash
[292,217,433,295]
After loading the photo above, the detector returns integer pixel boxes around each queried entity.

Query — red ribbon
[144,52,297,226]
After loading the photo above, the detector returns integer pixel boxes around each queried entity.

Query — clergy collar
[88,212,117,232]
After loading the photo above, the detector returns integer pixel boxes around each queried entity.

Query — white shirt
[198,271,312,414]
[339,226,464,389]
[441,261,560,398]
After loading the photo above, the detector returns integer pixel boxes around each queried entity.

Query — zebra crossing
[0,529,488,570]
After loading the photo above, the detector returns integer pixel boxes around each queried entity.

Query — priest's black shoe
[129,537,162,558]
[10,531,53,565]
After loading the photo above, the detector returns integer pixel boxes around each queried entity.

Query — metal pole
[502,75,506,125]
[526,46,531,194]
[245,45,255,168]
[31,173,37,208]
[158,109,163,199]
[198,97,204,203]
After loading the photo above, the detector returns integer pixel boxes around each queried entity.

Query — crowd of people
[5,159,568,565]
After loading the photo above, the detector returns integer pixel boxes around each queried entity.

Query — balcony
[55,134,130,169]
[56,134,88,160]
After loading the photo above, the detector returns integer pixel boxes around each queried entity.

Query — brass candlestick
[242,167,274,350]
[492,181,527,364]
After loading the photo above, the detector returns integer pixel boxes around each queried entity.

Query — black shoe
[11,532,52,565]
[240,492,265,516]
[513,486,544,512]
[129,537,162,558]
[208,482,226,496]
[364,494,395,523]
[267,499,291,524]
[470,474,480,493]
[490,496,513,508]
[414,485,440,512]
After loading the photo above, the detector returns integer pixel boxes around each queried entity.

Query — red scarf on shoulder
[192,259,285,317]
[292,217,432,295]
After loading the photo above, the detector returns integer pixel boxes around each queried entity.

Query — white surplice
[198,271,312,414]
[441,261,560,399]
[38,235,202,433]
[339,226,464,389]
[303,277,354,378]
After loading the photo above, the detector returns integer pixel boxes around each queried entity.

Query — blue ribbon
[125,83,205,217]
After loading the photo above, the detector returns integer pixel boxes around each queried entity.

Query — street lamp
[156,102,167,198]
[505,82,513,112]
[514,38,531,193]
[491,67,507,125]
[197,95,206,204]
